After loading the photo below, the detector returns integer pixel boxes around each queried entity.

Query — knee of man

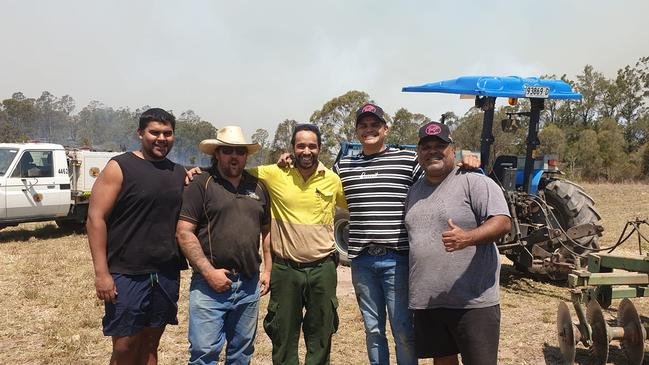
[136,328,165,353]
[112,337,139,356]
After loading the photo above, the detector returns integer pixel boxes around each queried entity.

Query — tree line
[0,94,217,167]
[2,56,648,180]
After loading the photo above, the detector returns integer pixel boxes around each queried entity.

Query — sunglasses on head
[219,146,247,156]
[293,123,320,133]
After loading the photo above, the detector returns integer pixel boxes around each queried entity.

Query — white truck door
[5,149,71,218]
[0,147,19,219]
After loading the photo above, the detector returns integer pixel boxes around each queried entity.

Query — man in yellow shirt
[249,124,346,365]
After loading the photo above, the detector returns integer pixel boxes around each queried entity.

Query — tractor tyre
[333,208,350,266]
[543,179,601,258]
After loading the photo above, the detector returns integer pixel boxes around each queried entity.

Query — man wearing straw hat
[176,126,272,364]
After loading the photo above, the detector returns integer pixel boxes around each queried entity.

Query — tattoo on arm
[177,229,213,274]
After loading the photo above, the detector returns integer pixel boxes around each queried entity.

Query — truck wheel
[333,208,350,266]
[55,219,86,233]
[543,179,601,258]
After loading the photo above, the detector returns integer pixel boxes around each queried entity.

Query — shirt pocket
[315,188,335,220]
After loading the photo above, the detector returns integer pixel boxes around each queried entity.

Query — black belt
[273,254,333,269]
[363,246,409,256]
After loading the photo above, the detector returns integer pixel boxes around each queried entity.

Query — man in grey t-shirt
[404,121,511,365]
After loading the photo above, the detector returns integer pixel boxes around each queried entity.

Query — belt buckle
[226,268,239,280]
[367,246,387,256]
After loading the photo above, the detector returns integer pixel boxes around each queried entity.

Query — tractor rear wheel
[543,179,601,257]
[333,208,351,266]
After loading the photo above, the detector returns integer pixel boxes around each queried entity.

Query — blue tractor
[334,76,603,279]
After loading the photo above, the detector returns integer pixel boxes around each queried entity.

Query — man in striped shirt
[333,103,477,365]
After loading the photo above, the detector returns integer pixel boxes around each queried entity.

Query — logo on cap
[362,104,377,113]
[425,124,442,136]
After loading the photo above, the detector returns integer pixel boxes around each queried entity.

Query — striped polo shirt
[333,148,423,258]
[249,162,347,263]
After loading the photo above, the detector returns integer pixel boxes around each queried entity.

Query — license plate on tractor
[524,85,550,98]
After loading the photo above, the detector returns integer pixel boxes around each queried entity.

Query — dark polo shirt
[179,167,270,278]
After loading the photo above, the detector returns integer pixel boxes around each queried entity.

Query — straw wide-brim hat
[199,126,261,155]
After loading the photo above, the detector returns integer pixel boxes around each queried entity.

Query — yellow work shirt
[249,162,347,263]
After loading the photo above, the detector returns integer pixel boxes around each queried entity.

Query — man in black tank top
[87,108,189,365]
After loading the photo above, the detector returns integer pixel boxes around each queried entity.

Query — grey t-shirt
[404,167,510,309]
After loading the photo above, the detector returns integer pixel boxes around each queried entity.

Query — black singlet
[106,152,188,274]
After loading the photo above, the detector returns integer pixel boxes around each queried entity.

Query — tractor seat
[490,155,518,184]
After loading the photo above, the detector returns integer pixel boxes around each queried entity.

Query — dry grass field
[1,183,648,364]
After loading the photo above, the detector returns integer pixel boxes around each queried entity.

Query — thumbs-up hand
[442,219,473,252]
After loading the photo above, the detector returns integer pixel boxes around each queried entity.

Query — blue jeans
[351,251,417,365]
[188,271,260,365]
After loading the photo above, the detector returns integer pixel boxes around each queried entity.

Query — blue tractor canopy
[402,75,582,193]
[402,75,582,100]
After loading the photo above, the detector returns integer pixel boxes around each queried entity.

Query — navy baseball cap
[356,103,386,125]
[418,122,453,144]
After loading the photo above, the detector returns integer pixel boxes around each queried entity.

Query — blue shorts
[103,270,180,337]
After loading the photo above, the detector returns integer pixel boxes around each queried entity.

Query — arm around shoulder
[247,164,270,180]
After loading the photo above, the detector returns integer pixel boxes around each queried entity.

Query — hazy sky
[1,1,647,138]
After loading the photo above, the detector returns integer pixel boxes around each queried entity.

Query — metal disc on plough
[617,298,645,365]
[556,301,577,364]
[587,300,610,365]
[556,223,649,365]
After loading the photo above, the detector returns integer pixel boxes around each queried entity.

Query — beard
[218,158,244,178]
[295,153,318,169]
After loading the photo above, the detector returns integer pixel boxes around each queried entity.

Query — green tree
[451,108,483,152]
[571,129,602,180]
[641,143,649,177]
[309,90,371,164]
[56,94,77,143]
[553,75,581,130]
[269,119,297,164]
[540,74,564,126]
[36,91,56,141]
[596,118,636,181]
[574,65,607,127]
[635,56,649,98]
[442,111,460,130]
[386,108,429,145]
[76,102,139,150]
[251,128,270,166]
[2,92,37,140]
[617,66,646,150]
[170,110,217,166]
[0,110,24,142]
[538,124,566,158]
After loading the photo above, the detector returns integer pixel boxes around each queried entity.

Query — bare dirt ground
[0,183,648,364]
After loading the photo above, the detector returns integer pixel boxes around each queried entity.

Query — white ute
[0,143,120,231]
